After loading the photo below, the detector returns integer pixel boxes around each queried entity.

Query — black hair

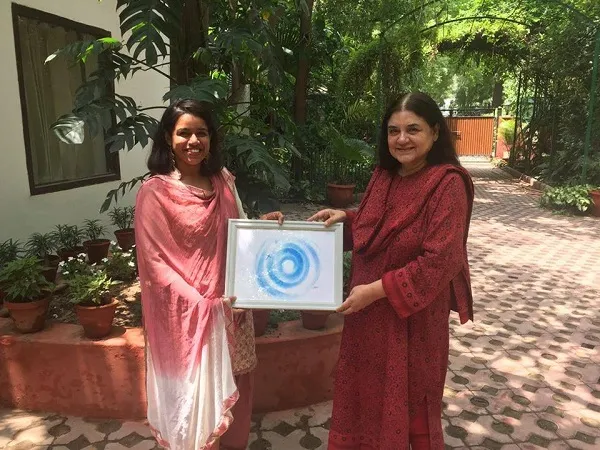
[147,98,223,176]
[378,92,460,171]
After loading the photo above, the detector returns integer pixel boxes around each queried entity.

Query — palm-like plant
[108,207,135,231]
[0,239,23,269]
[324,126,374,184]
[25,233,58,265]
[83,219,107,242]
[52,225,84,252]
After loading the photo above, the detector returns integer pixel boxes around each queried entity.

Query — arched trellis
[375,0,599,183]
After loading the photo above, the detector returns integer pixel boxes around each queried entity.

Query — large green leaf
[163,77,229,104]
[51,115,86,144]
[45,37,121,65]
[224,135,290,190]
[326,127,374,162]
[106,113,159,153]
[100,173,150,213]
[51,95,142,146]
[117,0,183,66]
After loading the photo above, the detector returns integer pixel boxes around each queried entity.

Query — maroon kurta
[328,164,474,450]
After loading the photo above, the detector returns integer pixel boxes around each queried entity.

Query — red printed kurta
[328,164,474,450]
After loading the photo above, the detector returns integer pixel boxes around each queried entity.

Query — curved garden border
[0,315,342,419]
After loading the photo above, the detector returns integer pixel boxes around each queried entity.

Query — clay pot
[47,254,60,267]
[41,266,58,283]
[252,309,270,337]
[301,311,330,330]
[590,190,600,217]
[58,246,85,262]
[327,183,356,208]
[75,298,119,339]
[4,296,51,333]
[114,228,135,251]
[83,239,111,265]
[0,290,7,318]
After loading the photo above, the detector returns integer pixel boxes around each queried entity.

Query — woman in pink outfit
[135,99,282,450]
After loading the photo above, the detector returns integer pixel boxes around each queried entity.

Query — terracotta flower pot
[252,309,270,337]
[114,228,135,251]
[83,239,111,265]
[301,311,330,330]
[41,266,58,283]
[4,296,51,333]
[58,246,85,262]
[0,290,8,318]
[41,255,60,283]
[327,183,356,208]
[590,190,600,217]
[75,298,119,339]
[47,254,60,267]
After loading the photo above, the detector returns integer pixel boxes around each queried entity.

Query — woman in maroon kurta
[310,92,474,449]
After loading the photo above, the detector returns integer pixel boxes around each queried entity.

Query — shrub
[540,185,592,214]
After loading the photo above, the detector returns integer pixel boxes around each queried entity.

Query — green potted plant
[103,247,137,282]
[589,187,600,217]
[324,127,374,208]
[108,206,135,251]
[59,253,93,280]
[68,271,118,339]
[25,232,60,283]
[0,257,54,333]
[83,219,111,265]
[540,185,593,215]
[0,239,24,313]
[53,224,85,261]
[0,239,23,268]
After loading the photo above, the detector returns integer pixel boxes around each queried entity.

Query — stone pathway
[1,162,599,449]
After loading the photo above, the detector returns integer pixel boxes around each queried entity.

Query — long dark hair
[378,92,460,171]
[147,99,223,176]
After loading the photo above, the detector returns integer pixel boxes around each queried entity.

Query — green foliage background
[49,0,600,211]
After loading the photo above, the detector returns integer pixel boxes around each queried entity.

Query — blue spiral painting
[255,239,320,299]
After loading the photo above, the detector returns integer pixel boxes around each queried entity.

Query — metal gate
[445,116,496,157]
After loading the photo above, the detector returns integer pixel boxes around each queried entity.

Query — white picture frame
[225,219,344,310]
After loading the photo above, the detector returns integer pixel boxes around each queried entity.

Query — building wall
[0,0,167,243]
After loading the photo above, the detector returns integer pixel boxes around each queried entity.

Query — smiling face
[387,110,439,171]
[168,113,211,169]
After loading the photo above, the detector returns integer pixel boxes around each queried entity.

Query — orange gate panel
[446,117,495,157]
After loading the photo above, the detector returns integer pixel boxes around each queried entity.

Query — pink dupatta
[135,168,240,449]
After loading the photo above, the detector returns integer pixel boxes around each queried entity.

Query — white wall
[0,0,168,243]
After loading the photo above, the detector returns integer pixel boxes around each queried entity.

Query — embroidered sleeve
[381,173,468,318]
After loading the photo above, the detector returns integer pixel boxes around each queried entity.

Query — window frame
[12,3,121,196]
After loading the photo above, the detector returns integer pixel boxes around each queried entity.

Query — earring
[171,150,176,170]
[203,152,211,165]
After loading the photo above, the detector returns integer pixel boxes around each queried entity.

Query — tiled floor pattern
[1,162,599,449]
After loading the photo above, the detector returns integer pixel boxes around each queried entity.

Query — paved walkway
[1,162,599,450]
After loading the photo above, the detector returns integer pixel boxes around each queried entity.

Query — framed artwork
[224,219,344,310]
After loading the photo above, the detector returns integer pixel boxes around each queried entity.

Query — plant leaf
[51,115,86,144]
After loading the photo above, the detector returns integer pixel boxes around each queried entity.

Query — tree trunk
[170,0,210,86]
[492,80,504,108]
[227,1,243,105]
[291,0,315,182]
